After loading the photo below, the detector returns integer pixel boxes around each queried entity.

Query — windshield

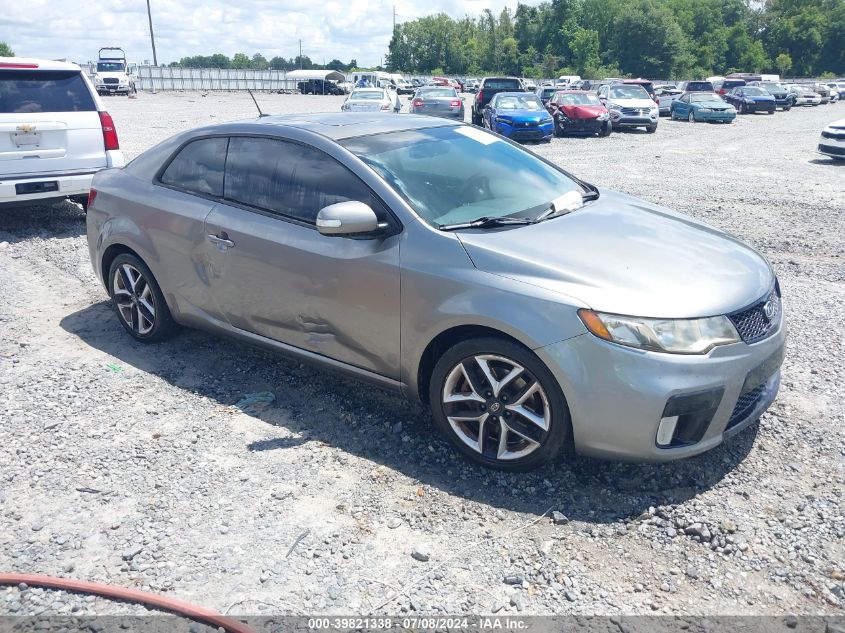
[609,85,649,99]
[495,94,544,110]
[97,62,125,72]
[689,93,719,102]
[762,83,785,91]
[559,92,601,105]
[351,90,383,100]
[419,88,457,98]
[539,88,556,98]
[685,82,714,92]
[339,126,583,227]
[742,86,766,95]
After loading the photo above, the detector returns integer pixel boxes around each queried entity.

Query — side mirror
[316,201,382,236]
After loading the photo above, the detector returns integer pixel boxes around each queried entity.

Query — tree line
[386,0,845,79]
[169,54,359,72]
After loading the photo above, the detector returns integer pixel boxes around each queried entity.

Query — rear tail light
[477,90,484,103]
[88,188,98,208]
[412,99,424,107]
[99,111,119,151]
[0,62,39,68]
[450,99,461,107]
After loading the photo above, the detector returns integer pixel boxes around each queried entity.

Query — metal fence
[82,64,300,92]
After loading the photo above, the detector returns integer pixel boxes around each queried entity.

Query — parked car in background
[535,85,558,108]
[0,57,124,209]
[409,87,464,120]
[818,118,845,160]
[749,81,794,111]
[87,112,786,470]
[622,79,657,103]
[676,80,715,93]
[723,86,776,114]
[826,82,845,99]
[713,78,747,96]
[655,86,683,116]
[482,92,554,142]
[812,83,832,104]
[787,84,822,106]
[432,77,462,93]
[472,76,525,125]
[341,88,401,113]
[337,81,353,94]
[298,79,344,95]
[92,48,135,96]
[670,92,736,123]
[597,83,658,132]
[464,79,479,93]
[393,78,415,95]
[548,90,611,137]
[522,79,537,91]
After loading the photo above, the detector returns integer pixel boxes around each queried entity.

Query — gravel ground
[0,92,844,620]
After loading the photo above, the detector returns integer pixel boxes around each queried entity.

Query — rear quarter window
[159,137,228,197]
[0,70,96,113]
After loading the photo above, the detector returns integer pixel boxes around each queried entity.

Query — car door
[674,94,689,117]
[202,135,402,379]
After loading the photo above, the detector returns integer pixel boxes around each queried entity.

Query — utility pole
[393,5,396,33]
[299,39,302,69]
[146,0,158,66]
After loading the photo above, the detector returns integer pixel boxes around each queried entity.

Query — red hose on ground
[0,573,254,633]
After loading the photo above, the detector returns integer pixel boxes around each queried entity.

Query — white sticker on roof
[453,126,500,145]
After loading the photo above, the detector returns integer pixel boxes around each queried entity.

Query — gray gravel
[0,91,843,618]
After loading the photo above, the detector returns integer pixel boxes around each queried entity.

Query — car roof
[248,113,458,140]
[0,56,83,71]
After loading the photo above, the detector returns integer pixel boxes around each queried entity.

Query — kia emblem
[763,299,776,321]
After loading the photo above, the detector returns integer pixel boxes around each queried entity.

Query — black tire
[768,109,775,114]
[688,110,696,123]
[783,106,791,112]
[471,110,482,126]
[646,123,657,133]
[738,102,746,114]
[599,121,612,137]
[107,253,176,343]
[553,116,565,137]
[429,337,571,472]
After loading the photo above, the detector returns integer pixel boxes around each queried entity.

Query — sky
[2,0,536,68]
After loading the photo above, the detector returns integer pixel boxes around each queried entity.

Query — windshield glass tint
[689,93,718,102]
[609,85,649,99]
[495,94,544,110]
[762,83,784,91]
[686,82,713,91]
[351,91,383,100]
[340,126,582,227]
[540,88,556,98]
[0,70,96,113]
[97,62,124,72]
[420,88,456,98]
[560,93,600,105]
[743,86,766,95]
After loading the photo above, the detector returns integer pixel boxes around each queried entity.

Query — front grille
[822,130,845,140]
[819,143,845,156]
[103,78,119,84]
[728,289,780,344]
[727,384,766,429]
[620,107,647,116]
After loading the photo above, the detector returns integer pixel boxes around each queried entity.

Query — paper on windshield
[454,126,500,145]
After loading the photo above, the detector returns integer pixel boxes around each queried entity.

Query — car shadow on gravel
[0,200,86,243]
[61,300,759,524]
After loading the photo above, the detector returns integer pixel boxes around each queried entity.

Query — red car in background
[548,90,612,137]
[432,76,463,92]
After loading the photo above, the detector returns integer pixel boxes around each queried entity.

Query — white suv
[0,57,125,209]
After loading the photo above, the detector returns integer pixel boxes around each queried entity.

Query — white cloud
[2,0,537,68]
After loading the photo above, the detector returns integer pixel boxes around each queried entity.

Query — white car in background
[597,82,659,132]
[818,119,845,161]
[655,85,683,116]
[787,84,822,106]
[340,88,401,113]
[0,57,124,209]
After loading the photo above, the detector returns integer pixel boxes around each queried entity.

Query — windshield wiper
[438,216,537,231]
[535,188,600,222]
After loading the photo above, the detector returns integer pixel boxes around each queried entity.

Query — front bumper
[96,83,131,94]
[794,96,821,106]
[559,117,609,134]
[536,314,786,462]
[744,101,776,113]
[772,96,792,108]
[496,121,554,141]
[609,111,658,128]
[694,109,736,122]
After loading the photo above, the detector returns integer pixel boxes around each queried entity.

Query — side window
[680,94,689,103]
[160,137,227,197]
[224,136,387,225]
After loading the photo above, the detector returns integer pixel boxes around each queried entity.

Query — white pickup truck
[0,57,125,209]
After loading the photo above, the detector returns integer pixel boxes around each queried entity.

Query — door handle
[207,233,234,248]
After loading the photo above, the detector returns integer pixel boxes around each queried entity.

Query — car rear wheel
[688,111,696,123]
[738,102,746,114]
[429,337,570,471]
[108,254,176,343]
[472,110,482,126]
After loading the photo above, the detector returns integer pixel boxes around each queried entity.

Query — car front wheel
[429,338,570,471]
[108,253,176,343]
[688,111,696,123]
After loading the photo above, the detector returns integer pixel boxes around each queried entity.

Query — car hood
[496,109,551,122]
[746,94,775,100]
[560,104,607,119]
[607,97,654,108]
[693,99,732,108]
[457,190,773,318]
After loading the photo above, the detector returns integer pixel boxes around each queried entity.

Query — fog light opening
[656,415,679,447]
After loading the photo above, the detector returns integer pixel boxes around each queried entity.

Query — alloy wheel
[441,354,550,461]
[112,263,156,335]
[688,111,695,122]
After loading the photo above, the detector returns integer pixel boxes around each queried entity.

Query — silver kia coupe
[86,113,785,471]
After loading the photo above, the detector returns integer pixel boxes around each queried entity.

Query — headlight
[597,113,609,120]
[578,309,740,354]
[495,117,512,124]
[607,101,622,111]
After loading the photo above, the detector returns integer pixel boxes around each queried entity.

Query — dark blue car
[723,86,776,114]
[482,92,554,142]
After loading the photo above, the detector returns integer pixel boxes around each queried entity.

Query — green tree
[0,42,13,57]
[775,52,793,76]
[569,28,600,76]
[250,53,269,70]
[230,53,251,69]
[609,0,687,78]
